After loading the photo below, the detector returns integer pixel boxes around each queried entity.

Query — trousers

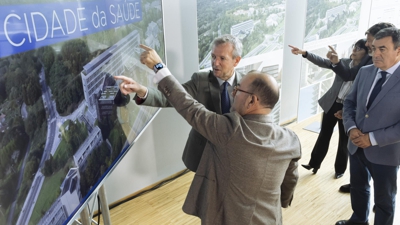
[308,101,348,173]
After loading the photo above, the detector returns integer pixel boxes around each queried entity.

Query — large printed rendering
[197,0,363,124]
[0,0,164,224]
[298,0,362,121]
[197,0,289,124]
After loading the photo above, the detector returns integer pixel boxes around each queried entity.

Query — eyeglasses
[353,46,363,52]
[233,85,253,96]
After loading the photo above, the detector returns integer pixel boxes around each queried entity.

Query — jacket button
[365,114,369,118]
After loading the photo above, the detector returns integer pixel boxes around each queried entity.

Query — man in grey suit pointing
[115,44,301,225]
[336,27,400,225]
[117,34,244,172]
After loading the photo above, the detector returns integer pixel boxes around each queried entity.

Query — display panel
[0,0,165,224]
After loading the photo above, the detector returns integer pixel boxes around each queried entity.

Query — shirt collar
[217,71,236,86]
[378,60,400,75]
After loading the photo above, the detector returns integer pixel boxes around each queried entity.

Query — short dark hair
[374,27,400,49]
[353,38,368,53]
[249,73,279,108]
[365,22,395,36]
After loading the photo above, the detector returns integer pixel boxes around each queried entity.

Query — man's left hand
[352,133,371,148]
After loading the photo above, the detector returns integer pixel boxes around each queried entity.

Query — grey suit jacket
[157,75,302,225]
[305,52,352,112]
[138,70,244,172]
[343,64,400,166]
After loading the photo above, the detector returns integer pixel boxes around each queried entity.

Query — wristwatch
[153,63,164,73]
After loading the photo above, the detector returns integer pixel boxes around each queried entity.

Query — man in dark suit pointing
[118,34,244,172]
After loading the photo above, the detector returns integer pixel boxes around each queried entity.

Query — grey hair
[211,34,243,58]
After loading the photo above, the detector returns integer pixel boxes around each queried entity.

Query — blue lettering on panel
[0,0,142,58]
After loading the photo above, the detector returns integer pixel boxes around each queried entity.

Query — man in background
[329,22,395,193]
[329,22,394,81]
[118,34,244,172]
[336,27,400,225]
[115,44,301,224]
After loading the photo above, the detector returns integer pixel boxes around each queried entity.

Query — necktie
[367,71,387,109]
[221,81,230,114]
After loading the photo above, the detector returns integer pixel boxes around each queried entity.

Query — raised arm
[131,44,233,146]
[331,54,372,81]
[288,45,332,69]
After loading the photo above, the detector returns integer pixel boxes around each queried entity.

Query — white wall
[104,0,198,205]
[280,0,307,124]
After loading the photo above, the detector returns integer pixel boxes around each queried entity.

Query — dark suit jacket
[343,64,400,166]
[157,75,301,225]
[305,52,352,112]
[136,70,244,172]
[331,54,372,81]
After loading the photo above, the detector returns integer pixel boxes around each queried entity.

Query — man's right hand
[114,75,148,97]
[288,45,306,56]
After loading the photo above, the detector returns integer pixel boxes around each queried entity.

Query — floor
[96,114,400,225]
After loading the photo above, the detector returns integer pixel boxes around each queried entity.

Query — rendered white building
[230,20,254,36]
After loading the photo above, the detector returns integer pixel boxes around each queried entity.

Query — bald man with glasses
[115,44,301,224]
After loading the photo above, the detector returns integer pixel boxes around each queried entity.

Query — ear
[233,56,241,67]
[247,95,257,108]
[248,95,253,103]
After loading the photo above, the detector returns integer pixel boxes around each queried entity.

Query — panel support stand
[73,184,112,225]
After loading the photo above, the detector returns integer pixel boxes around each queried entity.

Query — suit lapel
[236,71,244,83]
[369,66,400,110]
[209,71,222,114]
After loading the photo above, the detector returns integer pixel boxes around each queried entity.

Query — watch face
[154,63,164,72]
[155,63,163,69]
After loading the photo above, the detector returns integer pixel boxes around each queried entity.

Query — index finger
[140,44,152,51]
[114,75,132,83]
[328,45,337,53]
[288,45,296,49]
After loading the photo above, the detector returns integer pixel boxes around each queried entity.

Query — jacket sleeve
[156,75,235,146]
[331,55,372,81]
[304,51,332,69]
[280,131,301,208]
[135,72,201,107]
[342,68,361,132]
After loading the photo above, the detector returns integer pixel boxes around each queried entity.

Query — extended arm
[129,44,233,146]
[304,51,332,69]
[288,45,332,69]
[331,54,372,81]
